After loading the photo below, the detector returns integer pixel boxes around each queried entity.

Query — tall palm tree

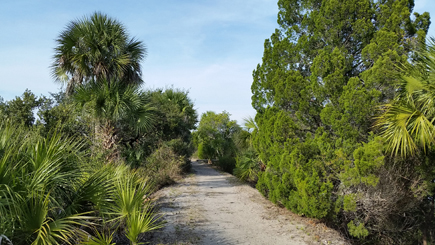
[52,12,146,95]
[376,38,435,157]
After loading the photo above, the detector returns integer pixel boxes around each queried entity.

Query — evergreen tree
[251,0,430,242]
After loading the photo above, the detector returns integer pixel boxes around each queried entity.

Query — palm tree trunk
[96,120,120,162]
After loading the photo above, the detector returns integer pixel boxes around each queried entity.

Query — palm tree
[376,38,435,157]
[74,79,154,161]
[52,12,146,95]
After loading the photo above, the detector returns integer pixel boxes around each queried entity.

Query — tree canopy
[52,12,146,94]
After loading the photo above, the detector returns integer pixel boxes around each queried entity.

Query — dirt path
[147,161,348,245]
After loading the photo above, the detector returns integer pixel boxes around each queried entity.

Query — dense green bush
[193,111,240,174]
[251,0,431,243]
[217,155,237,174]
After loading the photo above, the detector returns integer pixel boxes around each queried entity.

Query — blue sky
[0,1,434,124]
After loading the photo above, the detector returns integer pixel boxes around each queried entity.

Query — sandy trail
[147,161,347,245]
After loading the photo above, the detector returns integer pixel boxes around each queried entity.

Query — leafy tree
[251,0,430,242]
[52,12,145,94]
[150,88,198,143]
[0,89,43,127]
[36,91,92,140]
[193,111,239,160]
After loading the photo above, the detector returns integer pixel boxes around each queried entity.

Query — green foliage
[376,38,435,157]
[74,79,155,161]
[193,111,241,173]
[149,88,197,142]
[0,122,162,244]
[197,142,205,159]
[131,88,197,159]
[80,230,115,245]
[1,11,196,245]
[0,90,44,127]
[340,135,385,187]
[75,80,154,130]
[124,204,163,245]
[251,0,430,242]
[374,39,435,243]
[36,91,91,139]
[233,148,260,182]
[217,155,237,173]
[342,194,358,212]
[193,111,239,160]
[347,220,369,239]
[141,144,187,189]
[0,123,92,243]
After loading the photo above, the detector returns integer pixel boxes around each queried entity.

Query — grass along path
[146,161,348,245]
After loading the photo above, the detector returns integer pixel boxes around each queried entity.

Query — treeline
[248,0,434,244]
[0,13,197,244]
[192,111,261,183]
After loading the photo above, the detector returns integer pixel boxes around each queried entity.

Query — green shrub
[197,142,205,159]
[143,144,186,188]
[233,149,260,182]
[217,155,236,173]
[163,138,193,172]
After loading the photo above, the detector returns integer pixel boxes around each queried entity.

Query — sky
[0,0,434,124]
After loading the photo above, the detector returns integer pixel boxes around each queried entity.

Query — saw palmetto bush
[376,38,435,157]
[0,122,162,245]
[233,149,260,183]
[374,38,435,244]
[0,123,93,243]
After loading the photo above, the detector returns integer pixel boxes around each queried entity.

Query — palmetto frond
[376,38,435,157]
[375,100,435,156]
[243,116,258,133]
[0,123,96,244]
[125,204,164,245]
[80,229,115,245]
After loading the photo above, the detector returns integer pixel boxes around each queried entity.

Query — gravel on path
[146,161,348,245]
